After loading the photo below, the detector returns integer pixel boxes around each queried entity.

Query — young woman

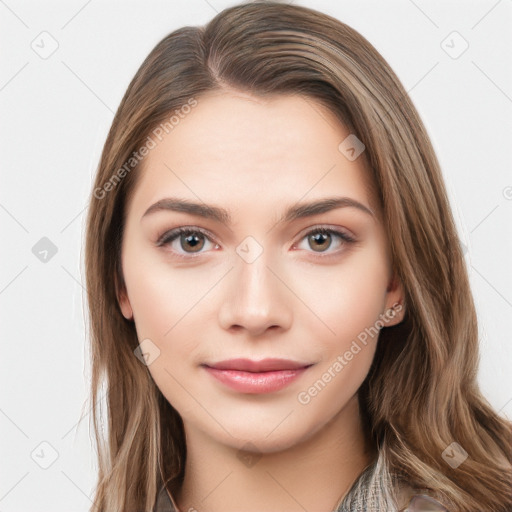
[84,2,512,511]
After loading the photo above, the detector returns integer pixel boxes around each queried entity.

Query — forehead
[128,90,378,220]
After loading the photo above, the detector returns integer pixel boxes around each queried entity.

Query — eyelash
[156,225,356,260]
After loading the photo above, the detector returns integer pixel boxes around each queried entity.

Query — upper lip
[203,358,312,372]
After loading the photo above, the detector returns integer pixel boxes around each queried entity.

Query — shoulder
[395,482,449,511]
[396,482,419,508]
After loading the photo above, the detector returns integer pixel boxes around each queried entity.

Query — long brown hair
[84,2,512,511]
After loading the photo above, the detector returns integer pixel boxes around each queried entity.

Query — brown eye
[296,227,356,255]
[308,231,332,252]
[158,227,217,257]
[179,232,205,253]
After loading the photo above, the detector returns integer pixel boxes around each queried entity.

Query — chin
[198,411,327,455]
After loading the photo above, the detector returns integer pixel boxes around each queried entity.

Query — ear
[114,269,133,321]
[383,271,406,327]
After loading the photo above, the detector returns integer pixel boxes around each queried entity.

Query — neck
[174,394,374,512]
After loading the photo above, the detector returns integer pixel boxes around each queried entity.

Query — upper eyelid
[157,226,213,246]
[158,224,352,240]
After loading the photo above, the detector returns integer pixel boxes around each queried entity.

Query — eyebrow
[141,196,374,225]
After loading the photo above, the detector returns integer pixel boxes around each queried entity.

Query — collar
[154,480,180,512]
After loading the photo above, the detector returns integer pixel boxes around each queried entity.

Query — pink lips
[202,358,312,394]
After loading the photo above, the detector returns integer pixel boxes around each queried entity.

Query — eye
[157,227,218,257]
[157,225,356,259]
[295,227,356,255]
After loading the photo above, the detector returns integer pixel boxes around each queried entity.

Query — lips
[201,358,314,394]
[203,358,312,372]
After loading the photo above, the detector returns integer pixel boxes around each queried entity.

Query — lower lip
[203,366,310,394]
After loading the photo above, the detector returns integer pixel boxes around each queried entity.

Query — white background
[1,1,511,510]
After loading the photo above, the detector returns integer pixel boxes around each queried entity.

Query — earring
[387,302,404,319]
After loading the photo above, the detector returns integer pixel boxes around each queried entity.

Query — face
[118,90,404,453]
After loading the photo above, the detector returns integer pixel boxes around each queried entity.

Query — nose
[217,250,293,337]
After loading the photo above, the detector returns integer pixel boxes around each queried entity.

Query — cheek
[123,244,212,340]
[293,259,387,417]
[292,250,389,357]
[123,260,207,408]
[122,249,221,384]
